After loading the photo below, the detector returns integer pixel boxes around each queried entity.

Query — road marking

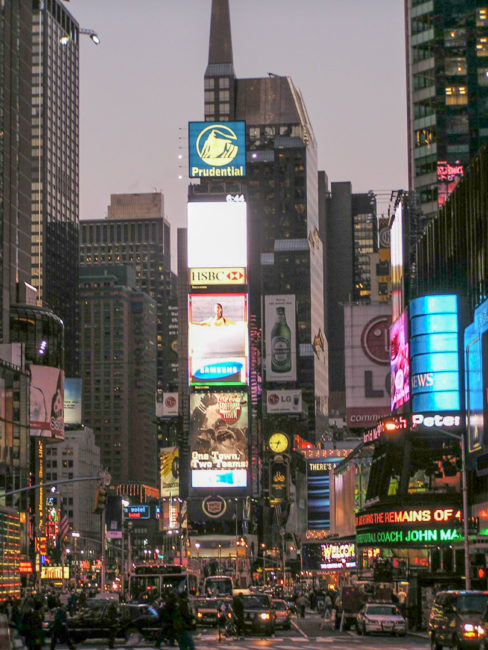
[291,620,308,639]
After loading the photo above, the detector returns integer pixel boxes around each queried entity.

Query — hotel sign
[190,267,246,286]
[189,121,246,178]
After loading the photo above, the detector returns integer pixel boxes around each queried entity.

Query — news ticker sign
[362,412,463,444]
[189,268,246,286]
[357,527,461,546]
[356,506,461,528]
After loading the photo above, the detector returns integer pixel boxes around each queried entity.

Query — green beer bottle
[271,307,292,373]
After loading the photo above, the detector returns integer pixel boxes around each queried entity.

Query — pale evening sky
[66,0,408,269]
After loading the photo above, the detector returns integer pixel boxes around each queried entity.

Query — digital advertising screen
[390,204,404,323]
[410,294,460,412]
[64,378,82,425]
[390,311,410,412]
[190,392,248,489]
[187,201,247,269]
[437,161,464,208]
[188,121,246,179]
[307,457,343,530]
[264,295,297,382]
[30,365,64,440]
[189,293,248,386]
[160,447,179,497]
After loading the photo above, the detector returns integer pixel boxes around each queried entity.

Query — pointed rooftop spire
[206,0,234,76]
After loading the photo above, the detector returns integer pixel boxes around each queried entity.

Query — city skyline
[68,0,407,268]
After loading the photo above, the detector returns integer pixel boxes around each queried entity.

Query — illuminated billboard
[160,447,179,497]
[189,293,248,386]
[390,311,410,411]
[344,304,391,428]
[64,378,82,425]
[465,297,488,455]
[190,392,248,489]
[187,201,247,269]
[30,365,64,440]
[307,457,343,530]
[190,267,246,287]
[410,295,460,412]
[390,203,404,323]
[264,295,297,382]
[188,121,246,178]
[437,161,464,207]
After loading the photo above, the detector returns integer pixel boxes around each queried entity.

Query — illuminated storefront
[0,507,21,601]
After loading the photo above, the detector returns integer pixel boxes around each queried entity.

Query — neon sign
[357,527,462,545]
[320,543,357,570]
[356,507,461,528]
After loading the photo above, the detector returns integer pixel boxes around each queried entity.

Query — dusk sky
[67,0,407,268]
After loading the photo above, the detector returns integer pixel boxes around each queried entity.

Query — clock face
[269,433,289,453]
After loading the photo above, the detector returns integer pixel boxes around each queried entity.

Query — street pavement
[40,612,430,649]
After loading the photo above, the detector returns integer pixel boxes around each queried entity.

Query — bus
[203,575,234,597]
[129,564,198,601]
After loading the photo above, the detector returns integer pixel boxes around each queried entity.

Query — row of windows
[81,222,161,244]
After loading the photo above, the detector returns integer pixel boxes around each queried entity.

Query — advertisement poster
[187,201,247,269]
[64,378,82,425]
[307,457,343,530]
[190,392,248,489]
[189,293,248,385]
[390,312,410,411]
[160,447,180,497]
[265,295,297,382]
[344,304,391,428]
[30,365,64,440]
[437,161,464,208]
[156,393,179,418]
[266,389,302,414]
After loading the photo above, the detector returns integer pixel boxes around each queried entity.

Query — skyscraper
[197,0,327,439]
[405,0,488,218]
[31,0,80,376]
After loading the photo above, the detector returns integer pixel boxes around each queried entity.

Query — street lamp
[121,500,129,599]
[60,27,100,46]
[261,543,266,586]
[72,532,80,587]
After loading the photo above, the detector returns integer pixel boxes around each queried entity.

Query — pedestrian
[296,593,307,618]
[50,604,75,650]
[106,601,119,649]
[155,592,177,648]
[231,593,245,637]
[22,601,45,650]
[174,593,196,650]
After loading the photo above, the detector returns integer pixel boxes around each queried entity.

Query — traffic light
[93,487,107,514]
[471,553,487,586]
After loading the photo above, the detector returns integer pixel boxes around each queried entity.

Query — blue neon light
[193,361,244,381]
[409,294,460,412]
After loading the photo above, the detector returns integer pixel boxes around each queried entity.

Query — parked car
[271,599,291,630]
[68,602,159,643]
[429,590,488,650]
[356,602,406,636]
[241,594,275,636]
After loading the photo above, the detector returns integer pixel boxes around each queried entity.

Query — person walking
[231,593,245,638]
[50,604,75,650]
[174,594,196,650]
[296,593,307,618]
[155,592,177,648]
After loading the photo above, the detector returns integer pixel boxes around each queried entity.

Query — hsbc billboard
[344,304,392,428]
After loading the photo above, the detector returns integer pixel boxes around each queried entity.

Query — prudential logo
[189,121,246,178]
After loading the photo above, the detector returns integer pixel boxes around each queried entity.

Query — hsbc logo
[190,267,246,286]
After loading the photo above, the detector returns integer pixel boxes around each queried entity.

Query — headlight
[259,612,270,621]
[462,623,485,639]
[197,612,203,618]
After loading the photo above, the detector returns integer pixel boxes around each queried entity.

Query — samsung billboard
[189,392,248,489]
[188,121,246,178]
[188,293,248,386]
[409,295,461,412]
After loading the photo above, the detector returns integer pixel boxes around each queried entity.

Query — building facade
[80,264,157,487]
[31,0,80,376]
[405,0,488,218]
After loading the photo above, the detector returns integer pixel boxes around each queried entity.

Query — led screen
[64,378,82,425]
[160,447,179,497]
[187,201,247,269]
[390,311,410,411]
[188,121,246,179]
[190,392,248,489]
[410,295,460,412]
[264,295,297,382]
[189,293,248,385]
[307,458,342,530]
[390,204,404,323]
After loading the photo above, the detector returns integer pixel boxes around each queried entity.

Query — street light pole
[460,429,471,590]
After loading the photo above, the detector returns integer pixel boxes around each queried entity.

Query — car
[67,602,159,643]
[193,597,230,626]
[429,590,488,650]
[356,602,406,636]
[241,594,275,636]
[271,599,291,630]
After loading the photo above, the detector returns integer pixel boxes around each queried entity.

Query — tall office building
[194,0,328,439]
[80,265,157,487]
[31,0,80,376]
[0,0,33,341]
[80,193,177,392]
[405,0,488,218]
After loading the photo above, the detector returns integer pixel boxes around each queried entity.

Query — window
[478,68,488,86]
[446,115,469,134]
[445,57,467,76]
[219,90,230,101]
[219,77,229,89]
[477,37,488,57]
[477,8,488,27]
[204,90,215,102]
[204,78,214,89]
[444,28,466,48]
[445,86,467,105]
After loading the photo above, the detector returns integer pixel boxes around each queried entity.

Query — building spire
[207,0,234,67]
